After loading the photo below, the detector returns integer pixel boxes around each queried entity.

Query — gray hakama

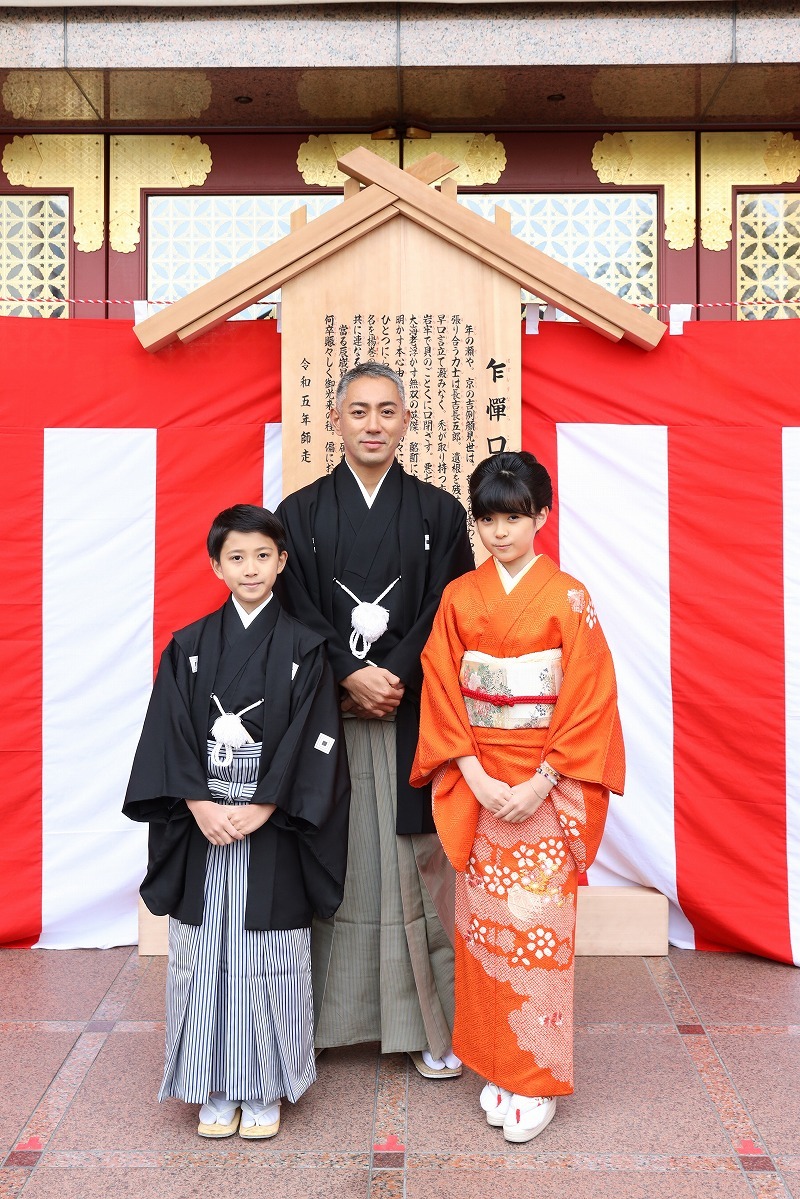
[312,718,455,1059]
[160,741,316,1106]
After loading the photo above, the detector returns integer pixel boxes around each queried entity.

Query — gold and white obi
[459,649,563,730]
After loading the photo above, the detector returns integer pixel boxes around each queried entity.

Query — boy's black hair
[207,504,287,561]
[469,450,553,520]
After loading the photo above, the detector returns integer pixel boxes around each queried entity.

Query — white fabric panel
[38,429,155,948]
[263,423,283,510]
[783,428,800,966]
[556,424,694,948]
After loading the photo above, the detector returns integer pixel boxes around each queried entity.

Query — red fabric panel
[522,320,800,427]
[520,416,559,566]
[154,427,268,663]
[0,318,281,429]
[668,428,790,960]
[0,431,43,947]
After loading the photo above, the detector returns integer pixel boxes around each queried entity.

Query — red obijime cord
[460,686,558,707]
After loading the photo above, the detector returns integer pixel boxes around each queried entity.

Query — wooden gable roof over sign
[134,147,667,353]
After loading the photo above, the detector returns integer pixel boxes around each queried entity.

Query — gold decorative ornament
[109,72,212,121]
[701,132,800,251]
[297,135,399,187]
[297,133,505,189]
[1,134,103,252]
[2,70,103,122]
[110,135,212,253]
[405,134,506,186]
[592,131,695,251]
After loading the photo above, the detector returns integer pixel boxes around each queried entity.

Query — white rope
[334,576,401,659]
[209,693,264,768]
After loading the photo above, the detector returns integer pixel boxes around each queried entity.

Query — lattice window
[738,193,800,321]
[0,196,69,318]
[147,194,343,317]
[459,193,658,316]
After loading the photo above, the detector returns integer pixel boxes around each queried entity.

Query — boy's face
[211,531,287,613]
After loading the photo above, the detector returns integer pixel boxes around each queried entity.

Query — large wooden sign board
[281,215,520,504]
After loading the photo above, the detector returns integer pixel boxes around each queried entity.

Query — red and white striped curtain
[0,315,796,965]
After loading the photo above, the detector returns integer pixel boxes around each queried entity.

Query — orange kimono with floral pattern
[411,554,625,1097]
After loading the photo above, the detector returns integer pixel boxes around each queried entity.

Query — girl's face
[476,508,548,576]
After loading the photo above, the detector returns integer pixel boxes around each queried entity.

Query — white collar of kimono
[494,554,539,594]
[345,459,392,508]
[232,592,273,628]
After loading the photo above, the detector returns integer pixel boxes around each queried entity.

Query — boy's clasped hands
[185,799,277,846]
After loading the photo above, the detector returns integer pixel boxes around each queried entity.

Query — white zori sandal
[197,1094,241,1138]
[502,1094,557,1143]
[239,1099,281,1140]
[408,1049,463,1079]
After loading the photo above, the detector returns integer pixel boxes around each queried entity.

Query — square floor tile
[574,957,671,1026]
[0,1030,80,1157]
[23,1166,369,1198]
[710,1030,800,1154]
[117,956,166,1022]
[670,949,800,1025]
[408,1169,754,1199]
[0,950,132,1021]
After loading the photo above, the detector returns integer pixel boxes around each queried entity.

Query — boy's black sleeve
[251,642,351,914]
[122,641,213,824]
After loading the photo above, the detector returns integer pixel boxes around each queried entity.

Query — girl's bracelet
[536,762,560,788]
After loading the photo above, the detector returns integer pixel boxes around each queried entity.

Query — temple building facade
[0,1,798,326]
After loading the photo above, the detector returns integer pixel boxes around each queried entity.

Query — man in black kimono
[276,361,473,1076]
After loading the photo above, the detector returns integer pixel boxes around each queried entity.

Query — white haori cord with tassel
[334,577,400,659]
[209,693,264,768]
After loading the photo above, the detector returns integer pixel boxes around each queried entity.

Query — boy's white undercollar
[232,592,273,627]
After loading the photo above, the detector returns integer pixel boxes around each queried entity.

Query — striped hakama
[160,741,316,1106]
[312,717,455,1059]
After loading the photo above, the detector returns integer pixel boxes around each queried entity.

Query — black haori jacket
[123,600,350,930]
[276,462,473,834]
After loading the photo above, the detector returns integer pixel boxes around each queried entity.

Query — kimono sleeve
[252,642,350,901]
[411,582,482,871]
[122,640,212,824]
[540,588,625,873]
[540,588,625,795]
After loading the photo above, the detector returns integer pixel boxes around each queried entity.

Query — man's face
[330,375,411,474]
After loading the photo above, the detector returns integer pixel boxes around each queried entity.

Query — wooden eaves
[134,147,666,353]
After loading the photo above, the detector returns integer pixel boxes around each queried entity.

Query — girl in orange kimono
[412,450,624,1143]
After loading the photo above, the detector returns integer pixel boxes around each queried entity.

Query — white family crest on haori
[209,693,264,768]
[334,576,401,659]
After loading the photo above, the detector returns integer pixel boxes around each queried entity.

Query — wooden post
[494,205,512,233]
[440,176,458,201]
[290,205,307,232]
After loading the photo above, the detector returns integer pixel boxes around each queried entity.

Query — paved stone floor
[0,947,798,1198]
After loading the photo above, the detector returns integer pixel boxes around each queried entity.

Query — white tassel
[335,576,401,661]
[349,601,391,659]
[209,695,263,769]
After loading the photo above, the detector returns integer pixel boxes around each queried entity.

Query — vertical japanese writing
[464,323,476,468]
[324,315,336,471]
[485,356,509,456]
[450,314,462,500]
[408,312,420,476]
[422,313,434,484]
[299,357,312,465]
